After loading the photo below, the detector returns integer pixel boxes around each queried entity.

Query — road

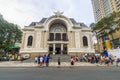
[0,67,120,80]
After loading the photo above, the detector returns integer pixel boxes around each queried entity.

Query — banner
[104,37,111,50]
[105,40,111,50]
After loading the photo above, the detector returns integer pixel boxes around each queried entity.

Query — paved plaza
[0,61,119,67]
[0,67,120,80]
[0,61,97,67]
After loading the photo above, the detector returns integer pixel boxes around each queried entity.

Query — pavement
[1,67,120,80]
[0,61,119,67]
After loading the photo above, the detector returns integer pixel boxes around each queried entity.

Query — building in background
[91,0,120,52]
[91,0,120,22]
[115,0,120,11]
[20,12,95,58]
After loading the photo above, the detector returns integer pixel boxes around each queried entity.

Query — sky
[0,0,95,28]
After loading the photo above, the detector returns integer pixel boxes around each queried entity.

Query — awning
[7,45,20,49]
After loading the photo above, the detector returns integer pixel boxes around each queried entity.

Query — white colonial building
[20,12,95,58]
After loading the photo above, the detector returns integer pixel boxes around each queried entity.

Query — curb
[0,61,119,68]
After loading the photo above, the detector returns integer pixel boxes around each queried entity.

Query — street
[0,67,120,80]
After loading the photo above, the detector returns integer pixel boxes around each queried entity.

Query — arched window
[27,36,33,46]
[83,36,88,47]
[55,33,61,41]
[49,23,67,41]
[49,33,54,41]
[62,33,67,41]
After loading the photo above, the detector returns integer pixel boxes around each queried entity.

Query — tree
[12,25,22,45]
[114,12,120,29]
[90,22,95,30]
[0,16,22,51]
[92,12,120,50]
[93,12,119,31]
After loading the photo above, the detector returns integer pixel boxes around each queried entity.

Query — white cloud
[0,0,94,28]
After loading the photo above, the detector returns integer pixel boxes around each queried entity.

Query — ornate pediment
[54,11,63,17]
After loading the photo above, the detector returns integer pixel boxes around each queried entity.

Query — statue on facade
[54,11,63,17]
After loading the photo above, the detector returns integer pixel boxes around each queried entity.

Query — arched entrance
[48,20,68,55]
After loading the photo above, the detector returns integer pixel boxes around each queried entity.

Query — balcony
[48,39,69,41]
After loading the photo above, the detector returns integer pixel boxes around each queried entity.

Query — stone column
[61,44,63,54]
[21,33,25,49]
[67,44,69,54]
[53,44,55,55]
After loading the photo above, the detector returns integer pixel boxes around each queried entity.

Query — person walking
[114,56,119,67]
[37,56,40,66]
[40,56,44,67]
[44,55,49,67]
[70,56,75,66]
[58,57,61,67]
[35,56,38,63]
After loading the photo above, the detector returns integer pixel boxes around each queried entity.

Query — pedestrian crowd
[34,53,120,67]
[70,53,120,67]
[34,54,50,67]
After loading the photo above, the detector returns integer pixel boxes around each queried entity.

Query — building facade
[20,12,95,58]
[116,0,120,11]
[91,0,120,52]
[91,0,120,23]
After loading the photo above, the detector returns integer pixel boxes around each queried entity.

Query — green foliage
[89,23,95,30]
[93,12,120,31]
[0,17,22,49]
[115,12,120,28]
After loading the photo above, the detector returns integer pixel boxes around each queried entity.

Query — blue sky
[0,0,94,28]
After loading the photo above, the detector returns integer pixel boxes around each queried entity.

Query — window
[27,36,33,46]
[55,33,61,41]
[83,36,88,47]
[62,33,67,41]
[49,33,54,41]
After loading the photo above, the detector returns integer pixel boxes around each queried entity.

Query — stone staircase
[50,54,70,62]
[23,54,71,63]
[23,58,35,63]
